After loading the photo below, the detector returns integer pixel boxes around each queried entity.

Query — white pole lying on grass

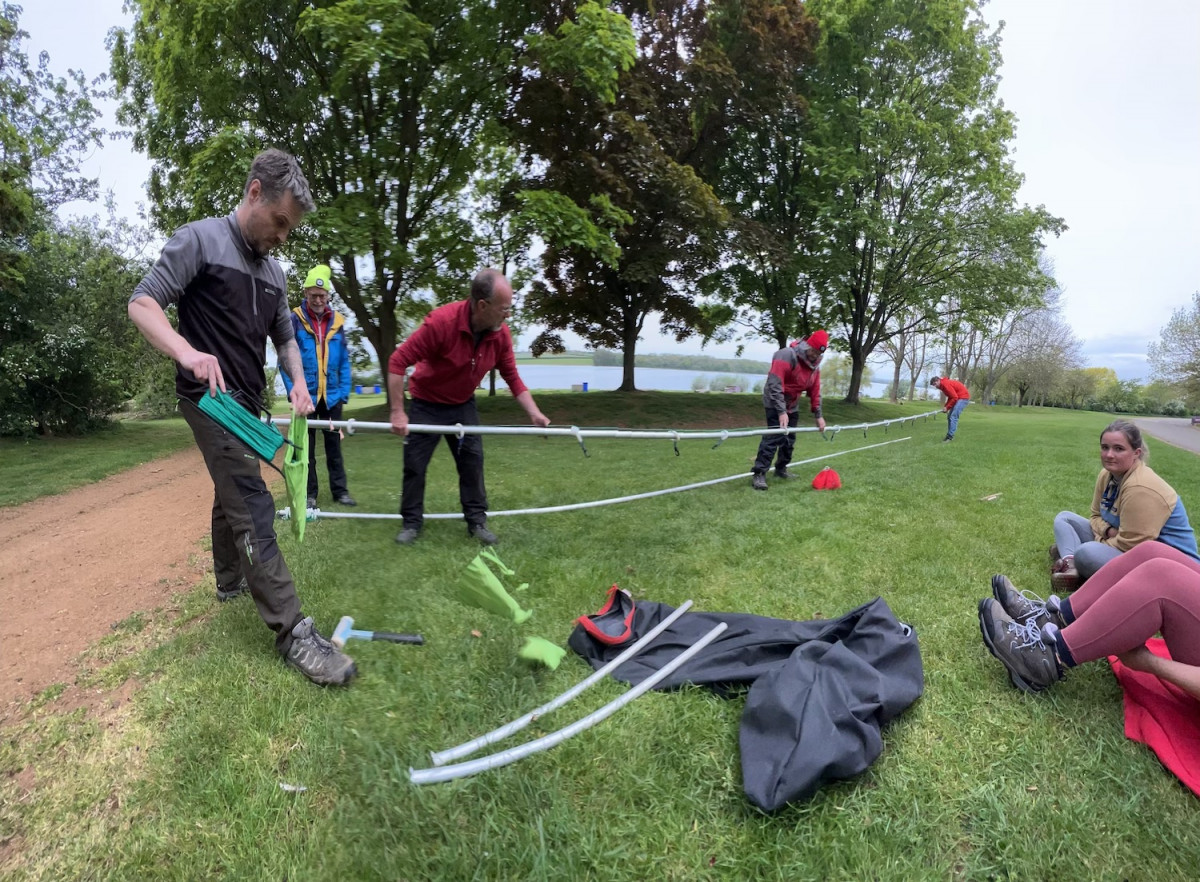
[409,621,729,785]
[277,436,912,522]
[429,600,695,767]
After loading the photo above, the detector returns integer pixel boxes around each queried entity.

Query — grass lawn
[0,419,195,508]
[4,397,1200,880]
[514,354,594,366]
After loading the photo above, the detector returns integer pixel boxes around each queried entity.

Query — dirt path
[0,448,278,716]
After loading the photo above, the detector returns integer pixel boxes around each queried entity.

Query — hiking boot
[774,468,795,480]
[285,616,357,686]
[216,576,248,602]
[306,496,317,509]
[990,575,1064,631]
[468,523,499,546]
[977,598,1064,694]
[395,527,421,546]
[335,493,357,506]
[1051,558,1079,592]
[751,473,768,491]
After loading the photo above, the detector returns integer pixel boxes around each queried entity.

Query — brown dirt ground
[0,447,280,722]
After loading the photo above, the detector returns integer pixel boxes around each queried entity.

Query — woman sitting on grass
[978,540,1200,699]
[1048,420,1199,591]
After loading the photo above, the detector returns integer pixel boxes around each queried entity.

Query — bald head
[469,268,513,333]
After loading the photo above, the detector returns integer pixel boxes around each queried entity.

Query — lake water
[494,364,892,398]
[338,363,891,397]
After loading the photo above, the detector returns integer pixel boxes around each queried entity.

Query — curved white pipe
[276,437,911,522]
[429,600,695,766]
[409,621,729,785]
[270,412,938,441]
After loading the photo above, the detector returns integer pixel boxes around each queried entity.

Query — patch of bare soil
[0,447,278,722]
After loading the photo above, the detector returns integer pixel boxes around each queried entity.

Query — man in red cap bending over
[750,330,828,491]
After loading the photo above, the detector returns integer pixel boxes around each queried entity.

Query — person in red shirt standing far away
[387,269,551,547]
[750,330,828,491]
[930,375,971,442]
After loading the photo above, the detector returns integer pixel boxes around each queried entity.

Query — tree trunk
[845,357,864,405]
[619,308,639,391]
[844,338,864,404]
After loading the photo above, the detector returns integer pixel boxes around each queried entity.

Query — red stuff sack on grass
[812,467,841,490]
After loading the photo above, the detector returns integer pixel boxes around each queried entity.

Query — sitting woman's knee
[1074,542,1121,579]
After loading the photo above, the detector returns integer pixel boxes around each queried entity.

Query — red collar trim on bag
[576,584,637,646]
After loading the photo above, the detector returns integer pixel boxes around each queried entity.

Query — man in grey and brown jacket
[128,148,356,687]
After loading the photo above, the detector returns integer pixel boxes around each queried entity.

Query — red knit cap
[807,330,829,350]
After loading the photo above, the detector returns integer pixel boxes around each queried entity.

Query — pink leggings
[1060,541,1200,667]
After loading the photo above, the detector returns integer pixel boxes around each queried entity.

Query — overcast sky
[20,0,1200,378]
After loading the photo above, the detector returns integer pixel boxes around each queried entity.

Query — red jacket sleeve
[494,327,527,398]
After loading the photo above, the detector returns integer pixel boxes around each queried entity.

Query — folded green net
[196,390,285,461]
[283,415,308,541]
[457,548,532,623]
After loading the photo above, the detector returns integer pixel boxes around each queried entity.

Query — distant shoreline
[513,350,772,373]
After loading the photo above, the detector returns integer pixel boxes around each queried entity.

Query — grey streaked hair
[244,148,315,212]
[470,268,506,303]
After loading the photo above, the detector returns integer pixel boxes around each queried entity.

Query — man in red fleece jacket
[388,269,550,546]
[930,375,971,441]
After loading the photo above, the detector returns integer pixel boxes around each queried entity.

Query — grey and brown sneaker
[990,575,1064,631]
[285,617,357,686]
[751,472,768,491]
[978,598,1064,693]
[774,468,795,480]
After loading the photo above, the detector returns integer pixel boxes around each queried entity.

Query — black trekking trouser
[308,400,349,499]
[401,397,488,531]
[182,400,303,652]
[752,406,799,474]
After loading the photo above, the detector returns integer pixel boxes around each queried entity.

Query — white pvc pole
[429,600,696,766]
[270,413,938,441]
[277,436,911,522]
[409,621,729,785]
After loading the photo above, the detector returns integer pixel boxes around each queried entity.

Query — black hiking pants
[401,397,488,531]
[182,400,303,652]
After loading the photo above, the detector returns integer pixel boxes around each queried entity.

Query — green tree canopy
[797,0,1064,402]
[0,3,139,436]
[114,0,551,373]
[515,1,733,391]
[1148,291,1200,405]
[695,0,821,350]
